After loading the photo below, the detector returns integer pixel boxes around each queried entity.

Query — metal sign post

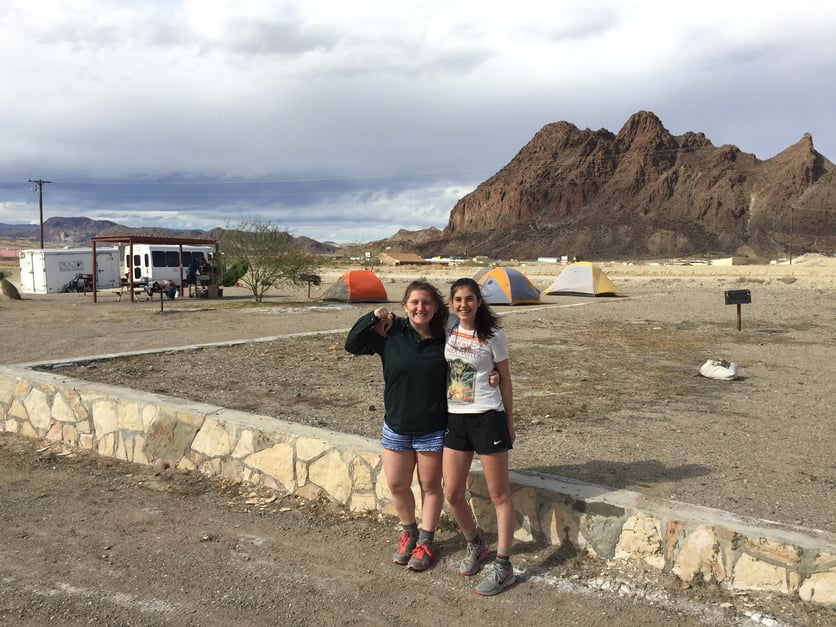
[724,289,751,331]
[300,273,321,299]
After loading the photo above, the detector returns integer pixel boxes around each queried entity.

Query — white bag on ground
[699,359,739,380]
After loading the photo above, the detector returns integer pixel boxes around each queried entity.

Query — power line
[28,178,52,249]
[0,145,723,189]
[6,143,833,217]
[1,142,830,191]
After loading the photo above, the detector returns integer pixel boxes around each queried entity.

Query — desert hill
[386,111,836,260]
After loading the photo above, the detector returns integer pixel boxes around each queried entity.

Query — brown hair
[449,277,500,340]
[401,279,449,337]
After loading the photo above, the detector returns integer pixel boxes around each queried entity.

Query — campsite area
[2,255,836,625]
[4,255,835,530]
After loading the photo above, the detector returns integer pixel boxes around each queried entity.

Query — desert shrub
[221,219,320,302]
[221,260,249,286]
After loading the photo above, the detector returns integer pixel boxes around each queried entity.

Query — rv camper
[119,244,218,286]
[18,248,121,295]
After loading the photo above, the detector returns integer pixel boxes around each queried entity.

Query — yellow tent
[545,262,622,296]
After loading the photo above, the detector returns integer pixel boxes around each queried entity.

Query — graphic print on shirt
[448,358,477,403]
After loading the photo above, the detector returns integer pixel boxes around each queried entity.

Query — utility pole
[28,178,52,249]
[788,206,795,265]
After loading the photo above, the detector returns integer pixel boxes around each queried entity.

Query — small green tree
[221,219,319,302]
[221,260,249,287]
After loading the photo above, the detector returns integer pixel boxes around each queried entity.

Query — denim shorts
[381,421,445,452]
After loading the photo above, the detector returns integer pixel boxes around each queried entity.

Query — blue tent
[475,267,541,305]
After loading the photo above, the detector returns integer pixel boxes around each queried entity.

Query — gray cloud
[1,0,835,243]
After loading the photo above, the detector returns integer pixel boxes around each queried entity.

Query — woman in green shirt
[345,280,448,572]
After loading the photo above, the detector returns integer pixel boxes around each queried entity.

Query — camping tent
[317,269,388,302]
[545,262,622,296]
[475,267,541,305]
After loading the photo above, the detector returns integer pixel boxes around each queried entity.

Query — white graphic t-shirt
[445,315,508,414]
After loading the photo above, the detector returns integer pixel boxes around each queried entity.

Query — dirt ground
[2,256,836,625]
[8,432,830,627]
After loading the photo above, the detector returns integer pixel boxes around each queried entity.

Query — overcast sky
[1,1,834,243]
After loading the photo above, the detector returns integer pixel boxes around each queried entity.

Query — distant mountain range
[0,218,341,255]
[3,111,834,260]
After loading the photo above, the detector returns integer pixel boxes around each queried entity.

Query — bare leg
[415,451,443,531]
[443,447,477,536]
[480,451,514,553]
[383,449,417,525]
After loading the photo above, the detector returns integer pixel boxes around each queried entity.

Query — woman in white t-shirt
[443,277,516,596]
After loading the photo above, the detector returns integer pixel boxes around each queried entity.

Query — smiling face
[402,288,439,332]
[450,284,481,328]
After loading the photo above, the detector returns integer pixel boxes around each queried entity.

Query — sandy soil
[2,255,836,625]
[9,432,828,627]
[17,256,836,531]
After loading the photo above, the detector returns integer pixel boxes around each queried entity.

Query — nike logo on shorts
[493,440,502,445]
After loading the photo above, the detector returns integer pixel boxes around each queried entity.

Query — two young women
[344,278,516,596]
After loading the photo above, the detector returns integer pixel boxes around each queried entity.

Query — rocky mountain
[387,226,443,244]
[293,236,341,254]
[396,111,836,259]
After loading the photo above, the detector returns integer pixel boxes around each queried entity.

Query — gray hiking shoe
[393,531,417,565]
[406,542,436,571]
[474,562,516,596]
[459,538,490,576]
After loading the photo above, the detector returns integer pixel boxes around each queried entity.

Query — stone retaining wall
[2,364,835,607]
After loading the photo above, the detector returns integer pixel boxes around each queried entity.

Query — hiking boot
[393,531,417,565]
[406,542,436,571]
[474,562,516,596]
[459,538,490,576]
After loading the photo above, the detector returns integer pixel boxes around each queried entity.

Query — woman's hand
[372,308,394,336]
[489,369,500,387]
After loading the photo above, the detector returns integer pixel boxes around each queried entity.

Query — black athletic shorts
[444,409,512,454]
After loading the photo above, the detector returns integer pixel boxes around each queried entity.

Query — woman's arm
[494,358,514,444]
[344,311,386,355]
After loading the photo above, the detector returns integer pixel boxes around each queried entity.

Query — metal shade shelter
[91,235,220,303]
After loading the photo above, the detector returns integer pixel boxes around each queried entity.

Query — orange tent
[317,270,388,302]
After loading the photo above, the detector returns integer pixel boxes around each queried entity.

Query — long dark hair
[449,278,500,340]
[401,279,449,337]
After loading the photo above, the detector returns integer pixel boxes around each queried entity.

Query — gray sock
[465,530,481,544]
[418,529,435,545]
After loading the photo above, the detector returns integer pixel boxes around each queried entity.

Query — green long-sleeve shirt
[344,311,447,436]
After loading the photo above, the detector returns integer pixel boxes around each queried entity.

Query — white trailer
[18,248,122,294]
[118,243,218,286]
